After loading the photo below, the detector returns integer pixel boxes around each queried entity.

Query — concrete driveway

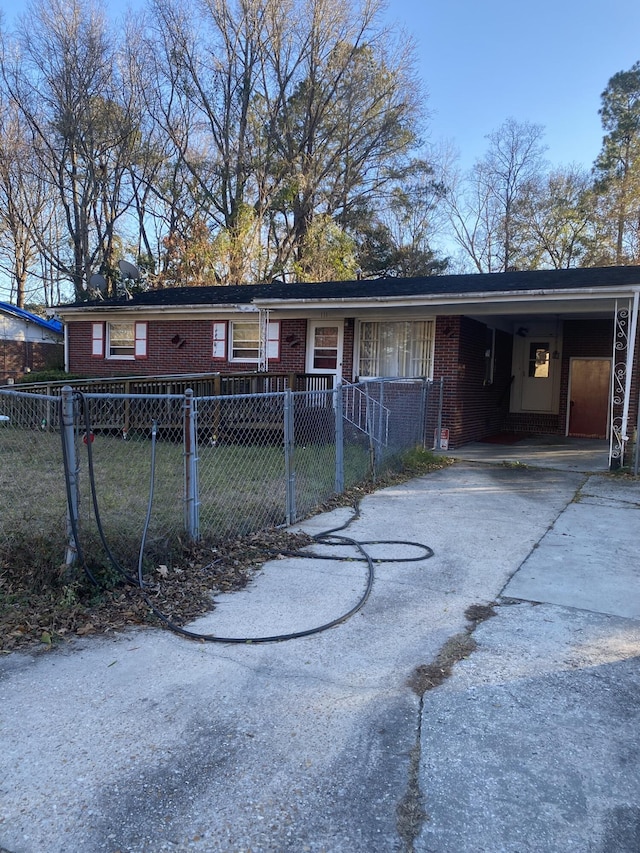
[1,453,639,853]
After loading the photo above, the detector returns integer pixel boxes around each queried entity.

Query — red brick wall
[65,313,640,448]
[67,316,360,380]
[68,319,310,376]
[434,316,514,447]
[278,319,307,372]
[1,340,63,384]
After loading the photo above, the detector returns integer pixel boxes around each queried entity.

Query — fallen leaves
[0,528,313,652]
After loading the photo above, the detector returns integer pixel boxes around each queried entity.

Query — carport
[450,285,639,470]
[254,267,640,468]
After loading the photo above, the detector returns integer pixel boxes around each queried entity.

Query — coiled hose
[60,392,434,644]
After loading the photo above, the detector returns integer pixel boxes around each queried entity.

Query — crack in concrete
[396,603,497,850]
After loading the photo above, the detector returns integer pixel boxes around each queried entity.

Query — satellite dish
[89,273,107,293]
[118,260,141,280]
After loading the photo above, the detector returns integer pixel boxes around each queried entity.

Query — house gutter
[254,285,640,311]
[55,304,260,320]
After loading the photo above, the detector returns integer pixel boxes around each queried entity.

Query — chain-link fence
[0,378,443,569]
[0,390,69,580]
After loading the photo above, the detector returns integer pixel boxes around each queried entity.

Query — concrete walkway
[1,450,639,852]
[440,434,611,473]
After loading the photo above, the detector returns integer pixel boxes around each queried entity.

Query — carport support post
[61,385,79,565]
[183,388,200,541]
[334,384,344,494]
[610,292,639,469]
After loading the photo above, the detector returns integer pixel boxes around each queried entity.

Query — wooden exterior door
[568,358,611,438]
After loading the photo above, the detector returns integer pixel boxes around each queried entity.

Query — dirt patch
[408,633,477,695]
[408,602,497,696]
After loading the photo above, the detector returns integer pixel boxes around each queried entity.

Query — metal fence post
[61,385,79,565]
[435,377,444,450]
[284,388,296,524]
[377,379,385,469]
[183,388,200,540]
[420,378,430,449]
[335,384,344,494]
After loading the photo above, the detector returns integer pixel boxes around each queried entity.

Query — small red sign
[435,428,449,450]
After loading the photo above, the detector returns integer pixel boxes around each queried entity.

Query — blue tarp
[0,302,63,335]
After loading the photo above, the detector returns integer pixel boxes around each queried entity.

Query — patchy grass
[0,439,450,653]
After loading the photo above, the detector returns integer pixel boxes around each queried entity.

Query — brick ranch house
[0,302,63,384]
[54,265,640,462]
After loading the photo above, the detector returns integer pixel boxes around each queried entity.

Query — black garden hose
[60,392,435,644]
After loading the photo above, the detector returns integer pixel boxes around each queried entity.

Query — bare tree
[268,4,420,278]
[519,165,592,269]
[1,0,143,298]
[446,119,547,272]
[144,0,421,283]
[0,98,53,305]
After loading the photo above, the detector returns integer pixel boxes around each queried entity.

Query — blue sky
[1,0,638,172]
[386,0,640,171]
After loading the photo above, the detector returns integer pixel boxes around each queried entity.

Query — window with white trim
[96,321,148,359]
[229,320,280,362]
[358,320,434,378]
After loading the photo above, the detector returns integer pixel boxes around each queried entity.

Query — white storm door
[521,340,555,411]
[306,320,344,385]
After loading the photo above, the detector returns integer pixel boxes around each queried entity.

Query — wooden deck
[9,372,334,438]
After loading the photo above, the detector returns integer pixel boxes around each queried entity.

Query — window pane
[528,343,550,378]
[313,326,338,369]
[359,322,379,376]
[109,322,134,357]
[359,321,433,378]
[232,322,259,360]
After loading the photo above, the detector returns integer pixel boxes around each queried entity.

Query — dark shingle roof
[60,265,640,309]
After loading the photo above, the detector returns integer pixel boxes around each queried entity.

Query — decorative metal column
[610,293,640,468]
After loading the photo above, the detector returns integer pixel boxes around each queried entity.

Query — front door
[510,323,562,415]
[568,358,611,438]
[306,320,344,385]
[521,340,555,411]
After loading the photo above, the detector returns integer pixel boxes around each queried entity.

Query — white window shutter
[267,321,280,360]
[213,321,227,359]
[134,322,148,358]
[91,322,104,357]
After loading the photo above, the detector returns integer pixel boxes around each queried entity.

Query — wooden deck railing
[12,371,335,398]
[5,371,335,436]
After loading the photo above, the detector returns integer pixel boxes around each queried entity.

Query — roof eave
[254,285,640,310]
[55,283,640,318]
[56,302,260,319]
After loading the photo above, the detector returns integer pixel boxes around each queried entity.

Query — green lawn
[0,425,372,575]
